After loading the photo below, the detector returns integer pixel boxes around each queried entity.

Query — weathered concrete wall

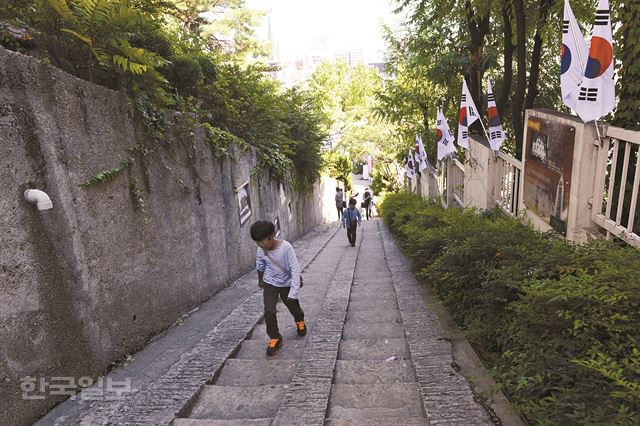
[0,46,331,425]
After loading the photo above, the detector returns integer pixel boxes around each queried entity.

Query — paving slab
[215,359,297,386]
[346,308,402,324]
[349,291,397,304]
[350,283,396,294]
[235,338,307,359]
[327,383,426,419]
[326,419,427,426]
[174,419,272,426]
[347,298,399,312]
[188,384,287,419]
[353,271,391,289]
[250,322,310,341]
[338,338,410,361]
[352,272,393,280]
[333,360,417,384]
[342,322,404,339]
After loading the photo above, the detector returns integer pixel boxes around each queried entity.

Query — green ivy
[82,159,132,186]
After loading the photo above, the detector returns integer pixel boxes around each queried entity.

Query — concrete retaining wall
[0,46,331,425]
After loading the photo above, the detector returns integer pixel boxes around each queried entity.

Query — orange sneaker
[266,338,283,356]
[296,320,307,336]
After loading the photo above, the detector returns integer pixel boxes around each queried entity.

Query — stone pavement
[39,219,521,425]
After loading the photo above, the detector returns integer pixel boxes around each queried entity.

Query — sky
[245,0,402,62]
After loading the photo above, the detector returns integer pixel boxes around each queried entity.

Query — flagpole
[475,117,497,157]
[567,0,586,75]
[567,0,605,145]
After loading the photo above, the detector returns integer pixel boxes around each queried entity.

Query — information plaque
[523,118,576,235]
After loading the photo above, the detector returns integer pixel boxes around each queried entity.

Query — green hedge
[380,193,640,425]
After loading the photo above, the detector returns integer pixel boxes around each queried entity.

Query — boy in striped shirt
[250,220,306,356]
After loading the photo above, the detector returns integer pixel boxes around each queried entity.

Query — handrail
[605,125,640,145]
[497,150,523,170]
[591,125,640,248]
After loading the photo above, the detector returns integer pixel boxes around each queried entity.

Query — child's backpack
[347,209,357,229]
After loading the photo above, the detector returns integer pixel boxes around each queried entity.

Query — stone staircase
[175,220,461,425]
[48,219,502,425]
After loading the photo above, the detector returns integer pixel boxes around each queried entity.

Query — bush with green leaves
[381,193,640,424]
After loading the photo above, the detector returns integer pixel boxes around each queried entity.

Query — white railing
[495,151,523,217]
[448,158,465,207]
[592,125,640,248]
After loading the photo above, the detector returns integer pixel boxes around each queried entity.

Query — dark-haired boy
[250,220,306,356]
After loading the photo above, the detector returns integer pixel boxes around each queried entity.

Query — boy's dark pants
[263,283,304,339]
[347,226,357,245]
[337,206,343,219]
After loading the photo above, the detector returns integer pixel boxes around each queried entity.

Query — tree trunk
[418,101,436,162]
[465,1,490,115]
[511,0,526,159]
[524,0,554,109]
[498,0,515,117]
[612,0,640,129]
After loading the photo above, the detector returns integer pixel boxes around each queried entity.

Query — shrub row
[380,192,640,425]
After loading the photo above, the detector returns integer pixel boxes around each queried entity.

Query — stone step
[349,284,396,295]
[353,271,393,287]
[349,291,397,303]
[333,360,417,384]
[327,383,426,420]
[235,338,306,359]
[346,308,401,324]
[175,419,273,426]
[353,273,392,281]
[216,359,297,386]
[250,322,310,341]
[326,418,427,425]
[342,322,404,339]
[249,310,315,341]
[348,298,399,312]
[338,338,410,361]
[188,385,286,420]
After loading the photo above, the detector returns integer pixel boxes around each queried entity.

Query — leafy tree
[167,0,267,59]
[386,0,604,159]
[323,150,353,192]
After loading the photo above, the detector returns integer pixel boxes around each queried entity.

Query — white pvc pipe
[24,189,53,210]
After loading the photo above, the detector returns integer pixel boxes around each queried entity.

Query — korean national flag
[437,109,456,161]
[574,0,616,122]
[415,135,430,173]
[486,80,505,151]
[405,150,416,179]
[561,0,588,111]
[457,79,480,149]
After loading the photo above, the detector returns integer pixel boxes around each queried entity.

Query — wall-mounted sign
[237,180,252,225]
[523,118,575,235]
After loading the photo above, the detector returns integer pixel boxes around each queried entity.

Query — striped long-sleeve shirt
[255,240,301,299]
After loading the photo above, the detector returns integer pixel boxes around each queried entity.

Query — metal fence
[592,125,640,248]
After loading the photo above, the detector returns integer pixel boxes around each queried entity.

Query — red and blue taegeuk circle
[458,107,467,126]
[584,36,613,79]
[561,43,571,75]
[488,106,502,127]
